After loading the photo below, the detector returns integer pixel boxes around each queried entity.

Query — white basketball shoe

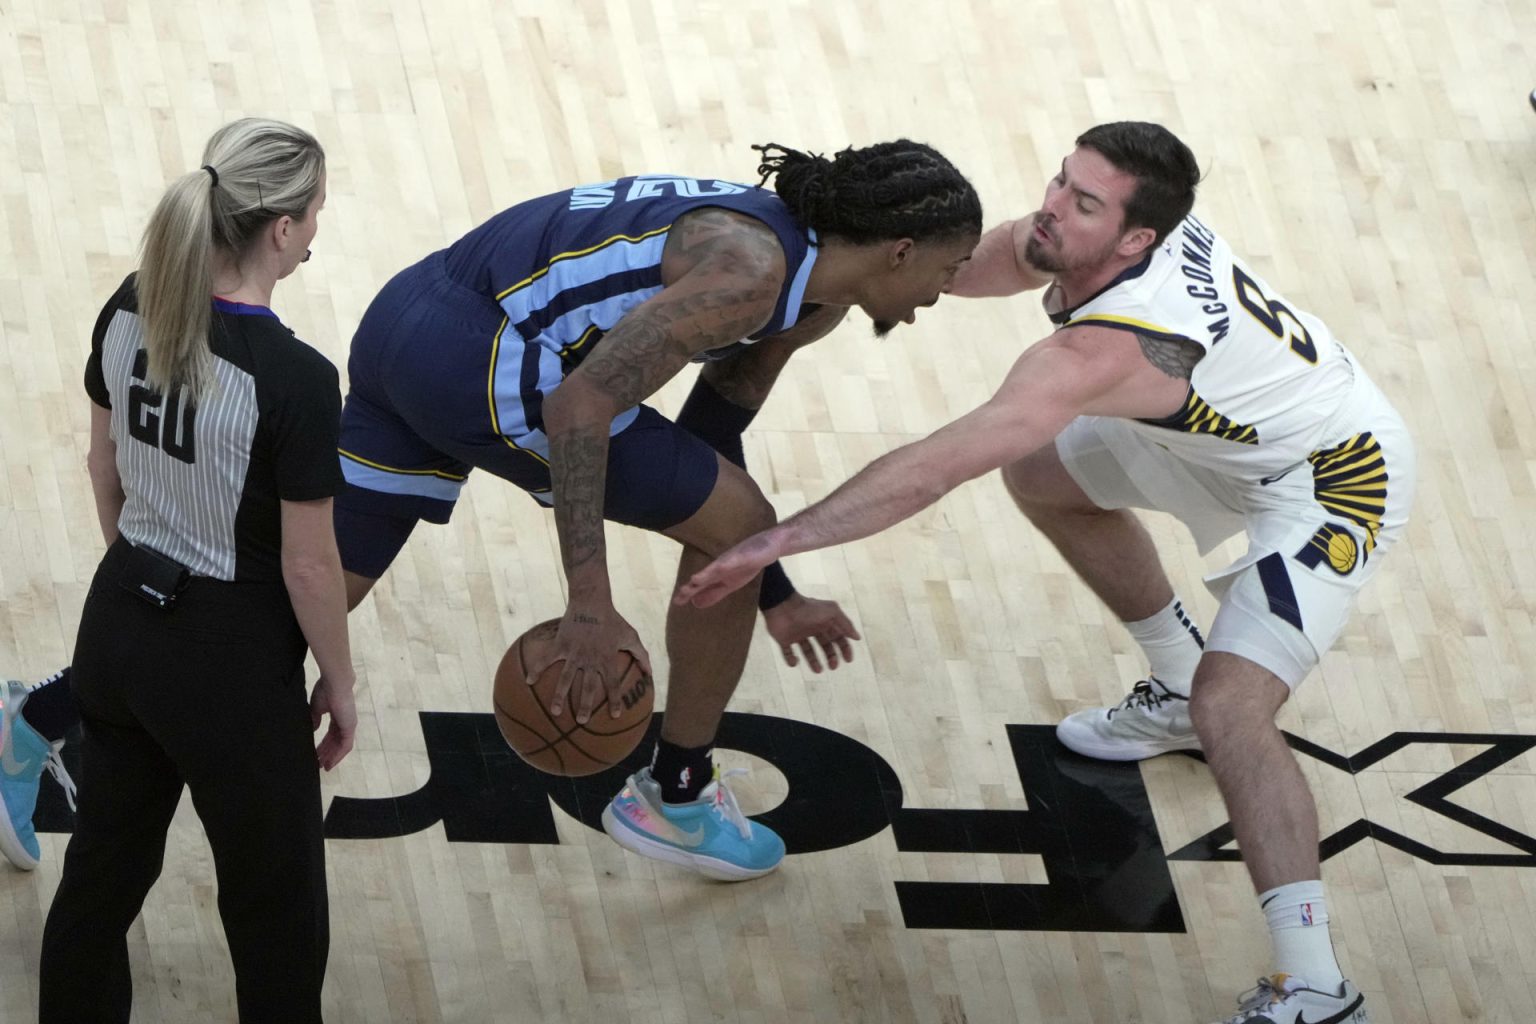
[1210,974,1368,1023]
[1055,676,1201,761]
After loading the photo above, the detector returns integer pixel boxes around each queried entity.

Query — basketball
[492,617,655,776]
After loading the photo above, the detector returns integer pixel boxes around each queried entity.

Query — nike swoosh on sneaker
[671,823,706,847]
[1295,992,1366,1024]
[1,743,35,777]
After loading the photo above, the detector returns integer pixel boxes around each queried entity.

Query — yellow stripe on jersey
[1308,432,1387,554]
[559,323,603,361]
[338,449,468,481]
[487,315,511,438]
[501,437,549,467]
[494,224,674,301]
[1065,313,1191,345]
[485,316,551,467]
[1150,388,1260,445]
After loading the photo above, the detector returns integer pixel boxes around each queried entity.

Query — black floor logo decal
[34,715,1536,931]
[1168,732,1536,868]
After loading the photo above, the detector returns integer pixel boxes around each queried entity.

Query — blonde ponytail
[136,118,325,400]
[138,171,217,398]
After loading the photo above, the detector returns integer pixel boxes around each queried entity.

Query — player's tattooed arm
[547,427,609,579]
[703,303,849,409]
[1136,333,1204,379]
[661,207,784,280]
[540,210,785,593]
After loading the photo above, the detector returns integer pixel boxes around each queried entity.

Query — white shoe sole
[0,707,41,871]
[1055,718,1202,762]
[0,808,39,871]
[601,804,779,882]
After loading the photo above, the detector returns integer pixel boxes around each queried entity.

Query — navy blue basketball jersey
[442,175,820,362]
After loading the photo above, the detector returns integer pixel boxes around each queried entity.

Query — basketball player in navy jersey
[682,123,1408,1021]
[335,142,982,879]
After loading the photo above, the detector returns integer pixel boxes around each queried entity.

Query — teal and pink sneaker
[2,680,75,871]
[602,765,785,881]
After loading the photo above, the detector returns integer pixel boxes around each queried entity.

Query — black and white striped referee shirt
[84,274,343,582]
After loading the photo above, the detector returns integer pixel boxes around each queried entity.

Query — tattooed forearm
[579,311,674,411]
[702,346,788,408]
[541,208,787,591]
[578,283,776,411]
[549,426,610,583]
[1137,334,1204,379]
[704,303,850,408]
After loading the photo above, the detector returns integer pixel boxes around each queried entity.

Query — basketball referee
[38,118,356,1024]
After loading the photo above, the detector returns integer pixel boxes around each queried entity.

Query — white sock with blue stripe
[1124,597,1204,696]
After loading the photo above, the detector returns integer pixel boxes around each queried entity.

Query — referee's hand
[311,674,358,770]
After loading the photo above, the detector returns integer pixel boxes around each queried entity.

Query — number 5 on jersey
[1233,265,1319,364]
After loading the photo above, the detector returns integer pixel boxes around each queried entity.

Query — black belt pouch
[116,543,191,609]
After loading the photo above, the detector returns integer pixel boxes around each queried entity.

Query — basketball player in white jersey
[679,122,1409,1024]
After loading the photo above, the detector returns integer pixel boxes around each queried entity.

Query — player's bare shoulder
[1050,321,1203,381]
[662,207,786,284]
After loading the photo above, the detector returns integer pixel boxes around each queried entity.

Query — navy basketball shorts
[334,251,720,579]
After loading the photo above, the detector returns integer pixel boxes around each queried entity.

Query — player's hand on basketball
[311,672,358,771]
[763,592,862,673]
[676,532,779,608]
[542,602,653,724]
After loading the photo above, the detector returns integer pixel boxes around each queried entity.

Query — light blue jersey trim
[510,408,643,462]
[490,288,664,437]
[537,287,665,351]
[497,232,669,327]
[781,228,819,333]
[340,457,466,501]
[491,343,563,440]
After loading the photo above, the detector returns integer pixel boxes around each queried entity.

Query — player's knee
[1187,682,1225,746]
[1188,659,1286,745]
[728,486,777,541]
[1000,458,1044,514]
[668,468,776,555]
[708,459,776,535]
[1000,449,1093,521]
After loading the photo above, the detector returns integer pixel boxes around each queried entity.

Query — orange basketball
[492,617,655,776]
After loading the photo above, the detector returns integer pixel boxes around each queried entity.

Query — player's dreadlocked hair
[753,140,981,245]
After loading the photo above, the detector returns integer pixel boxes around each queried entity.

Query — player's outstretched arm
[676,325,1181,608]
[948,214,1053,298]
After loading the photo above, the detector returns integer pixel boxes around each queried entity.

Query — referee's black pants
[40,540,329,1023]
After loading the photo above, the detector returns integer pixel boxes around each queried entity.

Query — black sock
[651,738,712,803]
[20,667,79,743]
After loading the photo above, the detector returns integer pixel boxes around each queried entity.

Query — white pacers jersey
[1044,214,1403,566]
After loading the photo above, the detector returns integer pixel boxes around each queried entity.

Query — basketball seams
[569,655,646,736]
[495,627,649,776]
[512,631,584,769]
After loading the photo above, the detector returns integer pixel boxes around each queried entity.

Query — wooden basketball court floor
[2,0,1535,1020]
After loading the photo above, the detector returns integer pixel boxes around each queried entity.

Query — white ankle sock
[1260,880,1345,990]
[1124,597,1204,695]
